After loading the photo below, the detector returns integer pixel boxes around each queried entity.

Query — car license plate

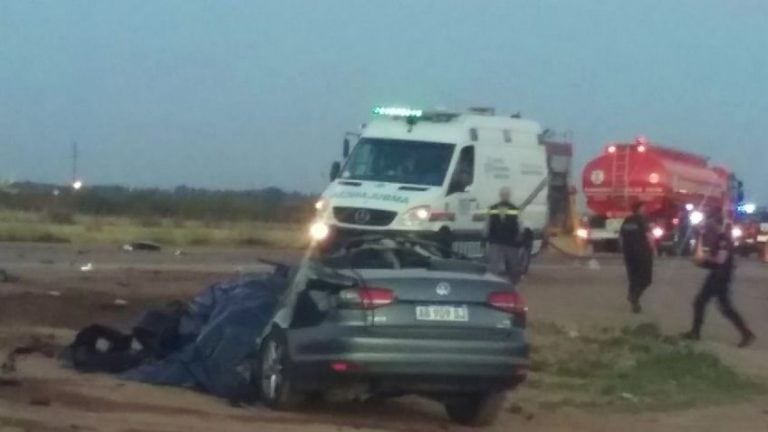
[416,305,469,322]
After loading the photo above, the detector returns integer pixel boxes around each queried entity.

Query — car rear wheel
[259,333,303,410]
[444,391,506,427]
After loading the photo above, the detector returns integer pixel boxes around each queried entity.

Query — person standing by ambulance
[620,202,654,313]
[485,187,522,283]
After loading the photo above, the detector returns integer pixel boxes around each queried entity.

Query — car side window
[448,146,474,195]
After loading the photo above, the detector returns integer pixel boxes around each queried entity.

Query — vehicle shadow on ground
[297,397,453,431]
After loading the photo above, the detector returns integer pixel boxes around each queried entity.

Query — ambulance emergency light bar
[372,106,423,117]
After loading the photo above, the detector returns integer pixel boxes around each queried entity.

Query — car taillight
[488,291,527,314]
[338,287,395,309]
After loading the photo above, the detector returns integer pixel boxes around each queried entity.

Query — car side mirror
[343,138,350,158]
[330,161,341,181]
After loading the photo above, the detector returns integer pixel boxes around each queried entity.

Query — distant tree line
[0,182,316,223]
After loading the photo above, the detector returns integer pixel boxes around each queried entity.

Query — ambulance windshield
[340,138,455,187]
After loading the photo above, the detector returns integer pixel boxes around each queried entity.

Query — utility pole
[70,141,83,190]
[71,141,79,184]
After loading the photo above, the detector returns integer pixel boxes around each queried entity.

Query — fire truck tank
[582,139,729,218]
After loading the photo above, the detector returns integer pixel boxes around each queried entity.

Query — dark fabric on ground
[121,273,284,398]
[63,272,286,400]
[63,324,146,373]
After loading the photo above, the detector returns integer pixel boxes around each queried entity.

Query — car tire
[259,332,303,410]
[444,391,506,427]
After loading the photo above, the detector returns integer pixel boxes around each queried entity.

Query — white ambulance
[312,106,550,265]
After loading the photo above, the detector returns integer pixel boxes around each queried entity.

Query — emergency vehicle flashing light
[689,210,705,226]
[373,106,424,117]
[738,202,756,214]
[607,145,617,154]
[651,226,664,239]
[731,226,743,239]
[576,227,589,240]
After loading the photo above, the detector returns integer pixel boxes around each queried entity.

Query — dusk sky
[1,0,767,201]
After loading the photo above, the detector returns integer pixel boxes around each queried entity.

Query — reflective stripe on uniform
[488,209,519,216]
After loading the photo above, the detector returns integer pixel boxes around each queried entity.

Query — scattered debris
[620,392,639,403]
[40,259,55,265]
[174,249,184,256]
[507,402,535,421]
[29,396,52,407]
[0,269,20,283]
[568,329,580,339]
[122,241,162,252]
[1,336,58,373]
[80,263,94,272]
[587,258,601,270]
[47,290,62,297]
[98,298,129,310]
[0,378,22,387]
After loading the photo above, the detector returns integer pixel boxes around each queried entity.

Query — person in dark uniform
[485,187,521,283]
[620,202,654,313]
[683,220,755,348]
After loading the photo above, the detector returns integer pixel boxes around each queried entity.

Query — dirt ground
[1,243,768,432]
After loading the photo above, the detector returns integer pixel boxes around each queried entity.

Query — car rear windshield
[340,138,455,187]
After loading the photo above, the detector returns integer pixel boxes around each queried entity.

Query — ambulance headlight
[309,221,330,241]
[689,210,704,226]
[401,206,431,226]
[315,199,327,211]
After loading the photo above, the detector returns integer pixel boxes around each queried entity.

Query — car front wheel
[259,333,303,410]
[444,391,506,427]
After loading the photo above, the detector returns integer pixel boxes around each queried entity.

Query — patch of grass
[44,209,76,225]
[0,210,305,248]
[0,221,71,243]
[238,236,272,247]
[528,322,765,411]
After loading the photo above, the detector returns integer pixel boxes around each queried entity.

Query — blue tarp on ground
[120,272,286,399]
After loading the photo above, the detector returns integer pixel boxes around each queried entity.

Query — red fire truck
[579,136,743,254]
